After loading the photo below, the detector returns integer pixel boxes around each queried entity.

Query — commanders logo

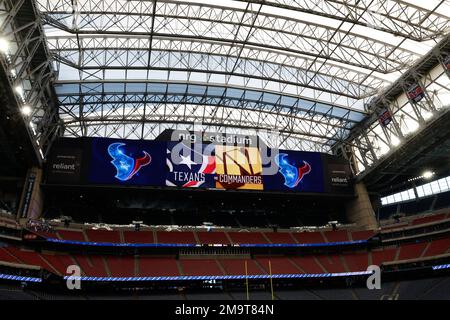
[275,153,311,188]
[108,143,151,181]
[215,146,263,190]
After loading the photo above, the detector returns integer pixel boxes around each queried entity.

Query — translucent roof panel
[35,0,450,151]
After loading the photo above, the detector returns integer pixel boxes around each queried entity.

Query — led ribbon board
[63,271,373,282]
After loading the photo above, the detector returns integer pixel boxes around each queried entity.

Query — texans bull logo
[275,153,311,188]
[107,143,151,181]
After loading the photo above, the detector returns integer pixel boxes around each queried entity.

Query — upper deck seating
[227,232,268,244]
[123,231,154,244]
[196,231,230,245]
[323,230,349,242]
[85,230,121,243]
[291,232,326,244]
[156,231,197,244]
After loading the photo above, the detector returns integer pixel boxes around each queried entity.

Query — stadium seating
[291,232,327,244]
[380,210,450,230]
[351,230,375,241]
[289,257,325,274]
[412,213,447,226]
[323,230,349,242]
[107,256,136,277]
[422,238,450,257]
[315,255,346,273]
[381,223,409,230]
[122,231,154,244]
[397,242,428,260]
[227,232,268,244]
[263,232,297,244]
[86,230,121,243]
[219,259,264,275]
[56,230,86,242]
[343,252,370,271]
[196,231,231,245]
[371,247,398,266]
[72,255,108,277]
[1,236,449,279]
[181,259,224,276]
[37,227,375,246]
[139,257,180,277]
[156,231,197,244]
[42,254,76,275]
[3,247,53,271]
[256,257,301,274]
[0,248,21,264]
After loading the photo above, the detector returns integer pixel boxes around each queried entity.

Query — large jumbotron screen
[46,132,353,195]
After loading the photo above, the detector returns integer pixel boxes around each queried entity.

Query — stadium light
[391,136,400,147]
[15,85,25,101]
[0,38,9,54]
[15,85,23,94]
[423,110,433,120]
[21,105,32,116]
[422,171,434,179]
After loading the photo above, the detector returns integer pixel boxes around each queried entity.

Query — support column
[345,182,378,230]
[17,167,43,223]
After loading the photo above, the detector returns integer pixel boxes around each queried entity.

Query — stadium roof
[34,0,450,152]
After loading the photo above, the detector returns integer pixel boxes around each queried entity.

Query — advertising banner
[46,148,82,184]
[88,138,166,186]
[406,83,425,103]
[263,150,324,193]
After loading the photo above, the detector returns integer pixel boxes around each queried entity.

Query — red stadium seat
[397,242,427,261]
[139,257,180,277]
[32,230,58,239]
[72,255,108,277]
[107,256,136,277]
[85,230,121,243]
[412,214,447,226]
[42,253,75,276]
[123,231,154,244]
[156,231,197,244]
[4,247,42,267]
[0,247,22,264]
[181,259,224,276]
[343,252,369,271]
[263,232,296,244]
[290,257,324,274]
[316,255,346,273]
[371,247,398,266]
[227,232,268,244]
[291,232,326,244]
[3,247,48,269]
[3,231,450,280]
[219,259,265,275]
[255,257,300,274]
[351,230,375,241]
[382,223,409,230]
[57,230,86,242]
[323,230,349,242]
[422,238,450,257]
[196,231,230,245]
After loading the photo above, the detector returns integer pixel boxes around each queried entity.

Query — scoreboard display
[215,146,264,190]
[46,133,354,195]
